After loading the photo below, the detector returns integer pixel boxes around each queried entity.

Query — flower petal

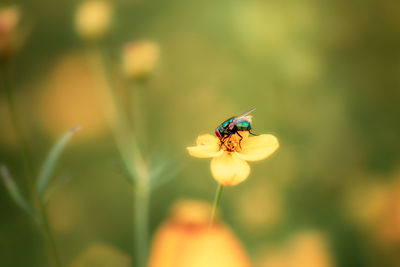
[237,134,279,161]
[187,134,222,158]
[210,152,250,186]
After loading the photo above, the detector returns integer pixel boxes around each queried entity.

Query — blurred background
[1,0,400,266]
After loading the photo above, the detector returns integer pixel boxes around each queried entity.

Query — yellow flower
[74,0,113,42]
[187,131,279,186]
[122,41,160,79]
[148,199,251,267]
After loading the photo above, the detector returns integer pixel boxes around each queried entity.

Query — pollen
[219,133,245,153]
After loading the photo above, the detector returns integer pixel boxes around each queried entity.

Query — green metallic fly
[215,108,256,144]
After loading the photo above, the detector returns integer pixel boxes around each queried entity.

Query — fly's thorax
[218,118,233,133]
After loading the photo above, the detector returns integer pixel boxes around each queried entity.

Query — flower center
[219,133,244,152]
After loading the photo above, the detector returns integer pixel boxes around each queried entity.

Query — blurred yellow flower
[236,181,282,233]
[254,231,334,267]
[122,41,160,79]
[187,131,279,186]
[288,232,333,267]
[347,171,400,245]
[0,5,20,60]
[74,0,113,41]
[148,199,251,267]
[34,52,109,140]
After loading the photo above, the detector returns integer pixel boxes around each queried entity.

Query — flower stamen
[219,133,244,153]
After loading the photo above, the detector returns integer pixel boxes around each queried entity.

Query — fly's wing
[229,108,256,129]
[229,116,252,129]
[236,108,256,118]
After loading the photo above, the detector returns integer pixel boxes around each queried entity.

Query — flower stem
[0,63,34,191]
[134,183,149,267]
[130,82,150,267]
[39,199,62,267]
[88,45,151,267]
[1,63,62,266]
[131,82,147,155]
[210,183,223,226]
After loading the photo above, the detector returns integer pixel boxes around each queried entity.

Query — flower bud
[0,6,20,60]
[74,0,112,42]
[122,41,159,79]
[148,199,251,267]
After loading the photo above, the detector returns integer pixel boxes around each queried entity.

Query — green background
[1,0,400,266]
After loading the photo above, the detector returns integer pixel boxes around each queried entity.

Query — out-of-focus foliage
[1,0,399,266]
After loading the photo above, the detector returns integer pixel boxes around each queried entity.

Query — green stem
[210,183,223,226]
[0,63,34,190]
[131,83,147,155]
[39,199,62,267]
[134,183,150,267]
[1,63,61,266]
[87,46,140,178]
[130,76,150,267]
[88,45,151,267]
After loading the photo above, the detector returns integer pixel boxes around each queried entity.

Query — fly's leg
[219,135,228,149]
[237,131,243,149]
[249,130,258,136]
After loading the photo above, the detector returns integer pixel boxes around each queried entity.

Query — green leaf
[1,165,39,221]
[36,126,81,197]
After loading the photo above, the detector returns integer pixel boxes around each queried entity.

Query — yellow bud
[74,0,112,42]
[148,199,251,267]
[122,41,159,79]
[0,6,20,60]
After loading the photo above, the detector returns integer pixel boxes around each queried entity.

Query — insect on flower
[187,108,279,186]
[215,108,256,146]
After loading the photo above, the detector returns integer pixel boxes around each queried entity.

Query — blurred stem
[88,44,151,267]
[1,64,61,266]
[87,46,141,178]
[134,182,149,267]
[131,82,147,155]
[39,198,62,267]
[130,77,151,267]
[0,63,34,191]
[210,184,223,226]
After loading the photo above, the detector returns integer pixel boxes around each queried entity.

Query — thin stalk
[39,199,62,267]
[0,63,34,190]
[86,46,141,177]
[88,45,151,267]
[130,80,150,267]
[1,64,61,266]
[134,183,149,267]
[131,83,147,155]
[209,183,223,226]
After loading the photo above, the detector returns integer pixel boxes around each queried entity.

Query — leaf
[36,126,81,197]
[1,165,39,222]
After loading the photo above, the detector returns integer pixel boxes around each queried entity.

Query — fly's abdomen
[236,120,251,131]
